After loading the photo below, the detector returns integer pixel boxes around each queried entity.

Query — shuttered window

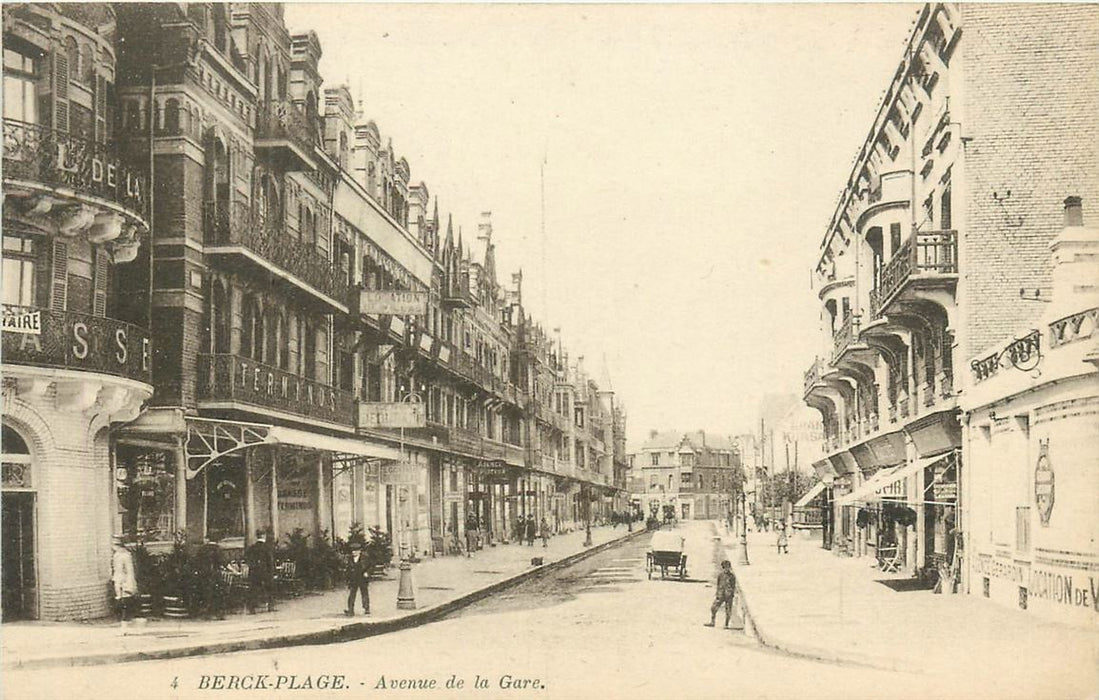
[52,51,69,132]
[93,247,109,317]
[50,239,68,311]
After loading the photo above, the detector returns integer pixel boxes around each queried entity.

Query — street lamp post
[737,490,750,566]
[396,383,424,610]
[583,484,593,547]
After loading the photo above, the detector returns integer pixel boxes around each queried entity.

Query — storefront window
[206,459,244,542]
[115,445,175,542]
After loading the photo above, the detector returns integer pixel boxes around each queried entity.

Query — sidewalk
[1,525,643,670]
[725,529,1099,696]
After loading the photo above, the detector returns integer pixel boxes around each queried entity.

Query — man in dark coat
[245,530,275,613]
[525,515,537,546]
[345,542,370,616]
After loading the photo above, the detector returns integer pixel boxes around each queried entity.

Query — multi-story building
[2,3,153,621]
[2,2,627,621]
[632,431,736,521]
[800,3,1098,621]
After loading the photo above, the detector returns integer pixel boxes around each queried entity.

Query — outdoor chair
[274,560,305,597]
[877,546,902,573]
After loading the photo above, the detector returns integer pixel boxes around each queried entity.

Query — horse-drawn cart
[647,530,687,580]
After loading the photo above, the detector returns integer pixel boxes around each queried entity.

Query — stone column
[174,436,187,540]
[270,447,280,539]
[315,454,329,541]
[244,457,256,546]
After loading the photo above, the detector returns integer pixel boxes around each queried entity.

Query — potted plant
[364,526,393,577]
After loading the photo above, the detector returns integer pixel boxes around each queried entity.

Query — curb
[722,541,911,673]
[5,529,647,671]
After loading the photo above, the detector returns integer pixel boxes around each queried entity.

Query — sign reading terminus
[357,402,427,429]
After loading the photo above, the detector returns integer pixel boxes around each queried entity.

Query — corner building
[2,4,152,620]
[801,2,1098,626]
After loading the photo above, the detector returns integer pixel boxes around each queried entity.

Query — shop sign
[476,462,510,483]
[1035,439,1055,526]
[2,306,40,334]
[1028,567,1099,613]
[876,476,906,499]
[357,402,426,429]
[974,554,1028,585]
[379,462,418,485]
[355,289,428,316]
[933,482,958,501]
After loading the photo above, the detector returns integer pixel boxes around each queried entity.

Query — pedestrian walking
[776,522,789,554]
[540,517,550,547]
[110,535,137,624]
[245,530,275,613]
[704,560,737,628]
[525,516,536,546]
[344,542,370,616]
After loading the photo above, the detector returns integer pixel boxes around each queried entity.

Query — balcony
[197,353,354,428]
[803,357,824,398]
[870,229,958,318]
[2,306,151,385]
[203,201,349,312]
[3,119,148,243]
[442,281,473,309]
[254,101,317,171]
[832,315,862,362]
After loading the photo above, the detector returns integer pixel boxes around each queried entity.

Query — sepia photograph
[1,2,1097,698]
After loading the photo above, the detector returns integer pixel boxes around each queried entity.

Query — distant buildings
[800,2,1098,626]
[629,431,737,521]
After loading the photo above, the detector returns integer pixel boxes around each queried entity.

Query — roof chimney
[1064,196,1083,227]
[649,429,658,439]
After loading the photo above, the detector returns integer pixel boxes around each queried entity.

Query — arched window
[2,423,32,489]
[80,44,94,85]
[241,295,264,361]
[367,162,376,199]
[64,37,79,83]
[338,132,348,168]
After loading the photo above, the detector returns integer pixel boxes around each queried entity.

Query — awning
[794,481,827,508]
[836,452,953,507]
[267,426,400,461]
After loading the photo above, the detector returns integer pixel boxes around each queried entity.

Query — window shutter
[53,52,70,132]
[93,247,109,317]
[50,239,69,311]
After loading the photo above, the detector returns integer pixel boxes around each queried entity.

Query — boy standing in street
[705,560,737,628]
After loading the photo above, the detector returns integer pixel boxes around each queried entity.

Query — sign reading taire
[357,402,427,429]
[354,289,429,316]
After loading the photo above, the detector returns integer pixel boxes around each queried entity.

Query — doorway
[2,491,37,620]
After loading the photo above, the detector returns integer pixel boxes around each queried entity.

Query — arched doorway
[2,423,37,620]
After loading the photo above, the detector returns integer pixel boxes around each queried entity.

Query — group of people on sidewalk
[513,515,551,547]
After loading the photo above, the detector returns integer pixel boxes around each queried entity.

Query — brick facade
[960,4,1099,358]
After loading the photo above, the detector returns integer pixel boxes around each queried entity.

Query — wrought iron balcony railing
[803,357,823,396]
[832,315,860,361]
[203,200,349,307]
[255,100,317,157]
[3,119,148,220]
[197,352,354,426]
[870,229,958,317]
[2,305,151,384]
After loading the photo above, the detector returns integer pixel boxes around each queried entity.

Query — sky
[285,2,923,447]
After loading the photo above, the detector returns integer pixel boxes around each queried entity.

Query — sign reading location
[354,289,428,316]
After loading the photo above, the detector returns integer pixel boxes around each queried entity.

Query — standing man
[525,515,537,546]
[540,517,550,548]
[110,535,137,625]
[515,515,525,545]
[345,542,370,616]
[246,530,275,613]
[705,560,737,628]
